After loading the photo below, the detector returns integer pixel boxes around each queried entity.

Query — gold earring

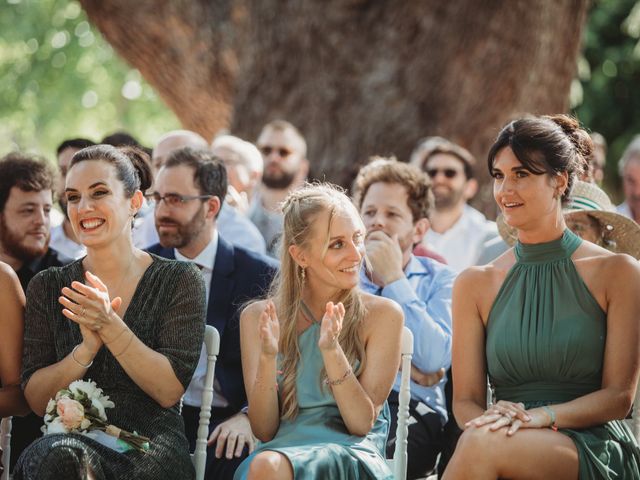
[300,266,306,282]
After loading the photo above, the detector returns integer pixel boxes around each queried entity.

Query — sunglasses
[427,168,459,179]
[151,192,213,207]
[260,146,292,157]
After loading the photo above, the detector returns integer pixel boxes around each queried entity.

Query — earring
[300,266,306,282]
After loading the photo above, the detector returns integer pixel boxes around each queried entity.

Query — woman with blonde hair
[444,115,640,479]
[234,183,403,480]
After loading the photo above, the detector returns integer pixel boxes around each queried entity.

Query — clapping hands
[318,301,345,351]
[259,301,279,357]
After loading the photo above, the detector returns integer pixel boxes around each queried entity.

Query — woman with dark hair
[14,145,206,480]
[234,183,403,480]
[444,115,640,479]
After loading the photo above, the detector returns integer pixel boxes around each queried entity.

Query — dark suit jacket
[148,235,278,411]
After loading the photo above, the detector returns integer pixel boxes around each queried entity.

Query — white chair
[191,325,220,480]
[1,416,11,480]
[387,327,413,480]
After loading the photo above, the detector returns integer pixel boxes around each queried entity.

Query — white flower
[45,417,69,434]
[69,379,98,398]
[91,397,109,421]
[45,398,56,415]
[80,418,92,431]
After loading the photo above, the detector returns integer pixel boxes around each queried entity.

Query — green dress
[234,322,393,480]
[486,229,640,479]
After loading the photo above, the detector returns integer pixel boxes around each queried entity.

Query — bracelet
[104,327,129,345]
[71,345,94,369]
[113,330,135,357]
[541,405,558,431]
[324,366,353,387]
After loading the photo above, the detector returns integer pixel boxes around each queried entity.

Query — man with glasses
[616,135,640,224]
[250,119,309,257]
[410,137,499,271]
[148,147,277,480]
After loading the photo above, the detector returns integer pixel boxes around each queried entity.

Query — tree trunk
[80,0,589,213]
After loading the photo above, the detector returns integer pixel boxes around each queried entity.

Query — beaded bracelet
[71,345,94,369]
[541,405,558,431]
[324,367,353,386]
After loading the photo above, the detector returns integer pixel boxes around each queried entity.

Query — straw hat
[497,181,640,259]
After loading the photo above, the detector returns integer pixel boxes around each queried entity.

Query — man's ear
[206,196,222,219]
[463,178,478,201]
[288,244,307,268]
[412,218,430,245]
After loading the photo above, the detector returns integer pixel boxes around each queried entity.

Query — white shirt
[132,200,160,249]
[218,203,267,255]
[423,204,499,272]
[49,224,86,261]
[617,202,633,219]
[174,233,229,408]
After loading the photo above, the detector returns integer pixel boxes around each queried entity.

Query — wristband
[71,345,94,369]
[541,405,558,431]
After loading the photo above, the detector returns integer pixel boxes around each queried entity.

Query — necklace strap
[300,301,320,324]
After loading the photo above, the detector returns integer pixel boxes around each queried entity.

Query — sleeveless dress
[234,322,393,479]
[486,229,640,479]
[14,256,206,480]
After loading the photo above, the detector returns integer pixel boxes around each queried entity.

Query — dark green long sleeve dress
[486,229,640,479]
[14,255,206,480]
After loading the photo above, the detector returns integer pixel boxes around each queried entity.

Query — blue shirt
[360,255,456,423]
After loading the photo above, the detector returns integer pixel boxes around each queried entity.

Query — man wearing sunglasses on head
[250,119,309,257]
[148,147,278,480]
[410,137,500,272]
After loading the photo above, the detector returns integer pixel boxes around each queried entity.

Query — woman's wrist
[74,343,97,367]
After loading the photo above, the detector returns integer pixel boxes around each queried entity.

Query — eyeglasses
[427,168,459,179]
[151,192,213,207]
[260,146,292,158]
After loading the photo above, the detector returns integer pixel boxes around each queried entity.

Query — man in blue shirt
[353,157,457,479]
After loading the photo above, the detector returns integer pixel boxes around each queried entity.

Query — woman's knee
[454,426,499,457]
[247,451,292,480]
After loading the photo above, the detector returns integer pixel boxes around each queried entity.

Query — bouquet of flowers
[43,379,150,453]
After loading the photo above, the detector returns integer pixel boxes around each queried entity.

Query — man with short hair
[353,157,456,479]
[250,120,309,256]
[0,152,67,469]
[148,147,277,480]
[50,138,96,260]
[410,137,499,271]
[617,135,640,223]
[153,130,265,253]
[211,134,263,210]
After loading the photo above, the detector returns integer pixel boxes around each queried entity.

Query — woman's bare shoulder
[241,299,270,323]
[360,292,403,334]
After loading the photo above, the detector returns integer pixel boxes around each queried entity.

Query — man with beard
[616,135,640,223]
[353,157,456,479]
[0,152,67,470]
[410,137,499,272]
[249,120,308,257]
[49,138,96,260]
[147,147,277,480]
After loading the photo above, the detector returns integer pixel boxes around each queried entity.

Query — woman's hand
[59,271,123,351]
[259,301,279,357]
[465,400,531,433]
[318,302,345,351]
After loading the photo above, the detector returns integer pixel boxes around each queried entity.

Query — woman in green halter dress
[235,184,403,480]
[444,115,640,480]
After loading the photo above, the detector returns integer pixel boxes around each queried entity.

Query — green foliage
[0,0,179,161]
[573,0,640,199]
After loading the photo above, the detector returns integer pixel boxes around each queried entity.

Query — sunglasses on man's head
[427,168,459,179]
[260,146,292,158]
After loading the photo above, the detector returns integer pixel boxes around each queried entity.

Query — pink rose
[56,397,85,430]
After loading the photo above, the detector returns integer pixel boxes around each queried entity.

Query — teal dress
[234,322,392,479]
[486,229,640,479]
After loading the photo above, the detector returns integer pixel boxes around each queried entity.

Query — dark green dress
[14,255,206,480]
[486,229,640,479]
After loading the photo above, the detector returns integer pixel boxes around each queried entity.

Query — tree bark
[80,0,589,212]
